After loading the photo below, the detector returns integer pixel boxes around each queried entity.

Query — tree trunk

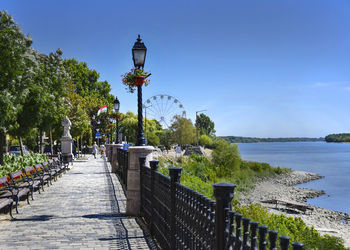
[77,136,80,158]
[50,129,53,155]
[37,130,40,153]
[40,130,43,154]
[0,132,5,166]
[81,136,83,156]
[19,137,24,156]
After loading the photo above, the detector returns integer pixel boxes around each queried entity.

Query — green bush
[236,204,346,250]
[0,153,49,177]
[212,139,241,177]
[199,134,213,148]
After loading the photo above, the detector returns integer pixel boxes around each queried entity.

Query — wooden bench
[0,176,14,218]
[22,166,44,194]
[50,158,68,176]
[33,163,52,190]
[9,170,31,214]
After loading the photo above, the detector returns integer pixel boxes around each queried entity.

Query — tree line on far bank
[325,133,350,143]
[221,136,324,143]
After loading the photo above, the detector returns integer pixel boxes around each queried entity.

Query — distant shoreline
[220,136,324,143]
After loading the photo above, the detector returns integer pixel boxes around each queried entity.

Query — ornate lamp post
[97,119,100,146]
[132,35,147,146]
[113,97,120,144]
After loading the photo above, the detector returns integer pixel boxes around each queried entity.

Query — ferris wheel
[144,94,186,128]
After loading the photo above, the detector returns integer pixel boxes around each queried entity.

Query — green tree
[199,134,213,148]
[158,129,172,149]
[63,58,114,103]
[0,11,34,162]
[212,139,241,177]
[170,115,196,147]
[120,111,138,144]
[196,113,216,136]
[144,119,162,146]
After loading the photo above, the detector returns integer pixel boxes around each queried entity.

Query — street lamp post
[132,35,147,146]
[113,97,120,144]
[97,119,100,146]
[196,110,207,146]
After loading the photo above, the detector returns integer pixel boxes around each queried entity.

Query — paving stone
[0,156,157,249]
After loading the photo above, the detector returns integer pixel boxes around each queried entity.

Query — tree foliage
[0,11,33,134]
[0,12,118,161]
[212,139,241,177]
[63,58,114,103]
[169,115,196,146]
[325,133,350,143]
[199,134,213,148]
[196,113,215,136]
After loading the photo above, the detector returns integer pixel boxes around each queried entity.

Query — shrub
[212,139,241,177]
[0,153,49,177]
[199,134,213,148]
[236,204,346,250]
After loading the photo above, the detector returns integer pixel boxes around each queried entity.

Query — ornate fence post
[250,221,259,250]
[235,213,242,249]
[150,160,159,236]
[169,167,182,250]
[111,144,123,173]
[280,236,290,250]
[213,183,236,250]
[268,230,278,250]
[258,225,268,250]
[242,217,250,250]
[292,242,304,250]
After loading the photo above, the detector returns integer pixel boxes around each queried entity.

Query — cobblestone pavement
[0,156,157,250]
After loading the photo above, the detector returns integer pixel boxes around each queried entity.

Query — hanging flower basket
[135,76,145,86]
[121,68,151,93]
[113,112,124,120]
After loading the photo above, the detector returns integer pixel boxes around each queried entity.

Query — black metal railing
[139,158,305,250]
[116,148,128,188]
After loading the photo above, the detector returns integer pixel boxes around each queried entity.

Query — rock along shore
[238,170,350,248]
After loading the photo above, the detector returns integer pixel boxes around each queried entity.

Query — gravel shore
[239,171,350,248]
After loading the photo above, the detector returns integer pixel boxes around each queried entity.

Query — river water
[238,141,350,214]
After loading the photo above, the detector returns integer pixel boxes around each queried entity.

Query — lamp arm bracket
[145,73,151,79]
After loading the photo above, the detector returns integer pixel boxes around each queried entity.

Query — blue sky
[2,0,350,137]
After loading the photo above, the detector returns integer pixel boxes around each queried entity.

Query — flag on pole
[97,105,107,116]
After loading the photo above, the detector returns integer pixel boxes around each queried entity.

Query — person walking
[92,141,98,159]
[100,144,105,158]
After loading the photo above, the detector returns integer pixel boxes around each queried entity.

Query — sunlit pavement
[0,156,157,250]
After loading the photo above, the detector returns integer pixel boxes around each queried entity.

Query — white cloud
[312,81,350,89]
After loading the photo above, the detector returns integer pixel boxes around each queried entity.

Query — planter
[135,76,145,86]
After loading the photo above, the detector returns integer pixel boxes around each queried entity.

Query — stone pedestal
[105,144,112,160]
[111,144,123,173]
[60,136,73,164]
[108,144,114,162]
[126,146,154,216]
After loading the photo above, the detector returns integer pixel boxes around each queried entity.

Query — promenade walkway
[0,156,157,250]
